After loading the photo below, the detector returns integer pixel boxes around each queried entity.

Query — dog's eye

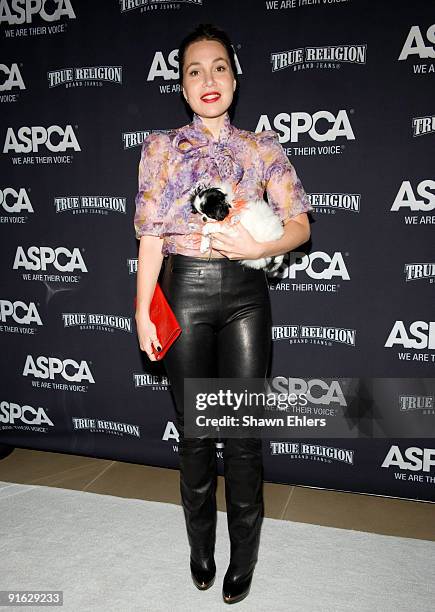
[202,215,207,221]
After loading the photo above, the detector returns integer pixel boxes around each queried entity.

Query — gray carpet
[0,480,434,612]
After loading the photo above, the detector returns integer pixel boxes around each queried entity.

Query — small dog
[189,181,284,273]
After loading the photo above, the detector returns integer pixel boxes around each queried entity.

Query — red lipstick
[200,91,221,103]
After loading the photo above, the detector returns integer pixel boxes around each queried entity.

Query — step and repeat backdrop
[1,0,434,502]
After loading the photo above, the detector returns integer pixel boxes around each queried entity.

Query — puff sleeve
[134,132,170,239]
[257,130,313,222]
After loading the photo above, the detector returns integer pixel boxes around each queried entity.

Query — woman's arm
[134,132,170,360]
[136,235,164,315]
[211,212,310,261]
[135,235,164,361]
[255,130,313,259]
[256,212,310,259]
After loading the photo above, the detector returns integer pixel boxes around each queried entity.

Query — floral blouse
[134,111,313,257]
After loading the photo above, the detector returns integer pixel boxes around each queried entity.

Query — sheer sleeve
[256,130,313,223]
[134,132,170,239]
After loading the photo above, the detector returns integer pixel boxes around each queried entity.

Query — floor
[0,447,434,541]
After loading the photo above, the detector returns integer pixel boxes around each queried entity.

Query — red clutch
[134,282,182,360]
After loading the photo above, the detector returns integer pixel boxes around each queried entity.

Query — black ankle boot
[222,562,255,604]
[190,553,216,590]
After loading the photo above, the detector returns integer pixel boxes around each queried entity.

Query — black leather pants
[160,254,272,573]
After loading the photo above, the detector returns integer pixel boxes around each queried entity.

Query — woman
[134,23,312,604]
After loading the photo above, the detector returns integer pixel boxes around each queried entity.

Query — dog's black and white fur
[189,181,284,274]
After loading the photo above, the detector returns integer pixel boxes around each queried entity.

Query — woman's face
[181,39,236,119]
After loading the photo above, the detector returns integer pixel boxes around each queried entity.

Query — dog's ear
[189,196,198,213]
[188,184,204,206]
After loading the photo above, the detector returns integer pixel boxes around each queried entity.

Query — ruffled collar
[192,111,233,143]
[174,111,233,149]
[172,111,243,183]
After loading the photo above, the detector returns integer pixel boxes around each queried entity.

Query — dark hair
[178,23,239,117]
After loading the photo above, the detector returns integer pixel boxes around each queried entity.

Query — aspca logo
[0,64,25,91]
[391,180,435,211]
[257,110,355,143]
[286,251,350,280]
[0,400,53,426]
[385,321,435,350]
[398,24,435,61]
[266,377,347,407]
[13,246,87,272]
[0,187,34,213]
[0,300,42,325]
[381,445,435,472]
[162,420,179,442]
[0,0,76,25]
[146,49,178,81]
[146,45,242,81]
[23,355,95,383]
[3,125,81,154]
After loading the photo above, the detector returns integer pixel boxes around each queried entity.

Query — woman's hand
[210,222,264,260]
[135,310,162,361]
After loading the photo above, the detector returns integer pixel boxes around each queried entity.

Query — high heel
[190,554,216,590]
[177,435,218,590]
[222,437,263,604]
[222,563,255,604]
